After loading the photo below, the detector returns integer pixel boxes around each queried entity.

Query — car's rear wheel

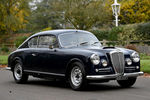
[69,62,87,90]
[117,77,137,88]
[13,60,28,83]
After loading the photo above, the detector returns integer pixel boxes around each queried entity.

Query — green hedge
[136,22,150,39]
[15,36,28,47]
[0,44,9,52]
[91,27,122,41]
[91,30,109,41]
[91,22,150,45]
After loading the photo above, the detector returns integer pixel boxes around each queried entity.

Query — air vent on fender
[103,47,115,49]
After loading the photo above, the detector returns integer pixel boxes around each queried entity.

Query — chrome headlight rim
[125,58,132,65]
[131,52,140,62]
[90,54,100,65]
[101,59,108,67]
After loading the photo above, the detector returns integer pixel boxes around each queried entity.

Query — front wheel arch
[13,59,28,83]
[65,58,86,80]
[11,57,23,71]
[68,61,88,90]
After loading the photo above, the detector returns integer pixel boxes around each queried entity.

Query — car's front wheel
[13,60,28,83]
[69,62,87,90]
[117,77,137,88]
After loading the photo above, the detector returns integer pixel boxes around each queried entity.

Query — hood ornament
[116,48,121,52]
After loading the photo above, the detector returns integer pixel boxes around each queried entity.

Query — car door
[36,35,60,73]
[24,36,39,71]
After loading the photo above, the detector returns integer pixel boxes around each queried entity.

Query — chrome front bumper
[86,72,144,80]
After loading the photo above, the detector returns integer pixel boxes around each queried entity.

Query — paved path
[0,69,150,100]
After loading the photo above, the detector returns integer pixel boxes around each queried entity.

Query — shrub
[136,22,150,39]
[91,30,109,41]
[91,22,150,46]
[106,41,118,47]
[91,27,122,41]
[108,27,123,41]
[118,24,140,45]
[1,44,9,52]
[125,44,138,52]
[42,27,52,31]
[15,36,28,47]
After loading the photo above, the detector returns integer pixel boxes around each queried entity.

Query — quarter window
[28,37,38,48]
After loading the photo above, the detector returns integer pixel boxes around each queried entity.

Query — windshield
[58,32,102,48]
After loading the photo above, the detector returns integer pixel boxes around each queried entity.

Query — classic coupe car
[7,29,143,90]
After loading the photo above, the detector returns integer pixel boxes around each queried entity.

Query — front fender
[8,54,23,71]
[65,56,91,78]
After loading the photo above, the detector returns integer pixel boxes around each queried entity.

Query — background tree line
[0,0,150,41]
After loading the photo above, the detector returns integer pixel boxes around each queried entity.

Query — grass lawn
[140,53,150,59]
[141,60,150,73]
[0,55,8,65]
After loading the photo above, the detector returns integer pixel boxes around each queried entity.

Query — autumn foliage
[120,0,150,24]
[0,0,30,34]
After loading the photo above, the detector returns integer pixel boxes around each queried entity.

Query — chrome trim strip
[125,67,136,69]
[5,67,11,71]
[98,68,111,71]
[24,70,65,77]
[96,68,111,72]
[86,72,144,80]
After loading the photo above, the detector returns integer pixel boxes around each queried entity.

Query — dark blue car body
[7,30,143,90]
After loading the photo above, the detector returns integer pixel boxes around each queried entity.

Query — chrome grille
[110,51,125,74]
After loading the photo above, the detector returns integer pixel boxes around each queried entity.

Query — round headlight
[101,59,108,67]
[90,54,100,65]
[131,52,140,62]
[126,58,132,65]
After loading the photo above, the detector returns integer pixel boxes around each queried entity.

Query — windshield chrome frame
[58,32,102,48]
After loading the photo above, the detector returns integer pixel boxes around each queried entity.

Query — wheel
[69,62,87,90]
[117,77,137,88]
[13,60,28,84]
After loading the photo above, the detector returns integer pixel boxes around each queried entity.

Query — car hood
[65,46,134,57]
[87,47,134,55]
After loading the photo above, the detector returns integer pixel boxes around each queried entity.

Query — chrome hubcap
[14,63,22,80]
[71,66,82,86]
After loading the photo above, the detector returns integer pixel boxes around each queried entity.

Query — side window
[19,42,28,48]
[38,35,58,48]
[28,37,38,48]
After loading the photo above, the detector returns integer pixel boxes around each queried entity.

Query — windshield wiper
[91,41,99,45]
[80,41,88,45]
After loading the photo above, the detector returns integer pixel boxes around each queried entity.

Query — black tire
[13,60,28,84]
[117,77,137,88]
[69,62,87,90]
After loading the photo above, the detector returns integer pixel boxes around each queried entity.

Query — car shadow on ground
[1,70,141,92]
[23,78,137,91]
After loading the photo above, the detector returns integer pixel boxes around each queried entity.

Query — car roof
[31,29,91,37]
[18,29,93,49]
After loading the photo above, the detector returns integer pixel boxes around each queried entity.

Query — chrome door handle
[32,53,36,56]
